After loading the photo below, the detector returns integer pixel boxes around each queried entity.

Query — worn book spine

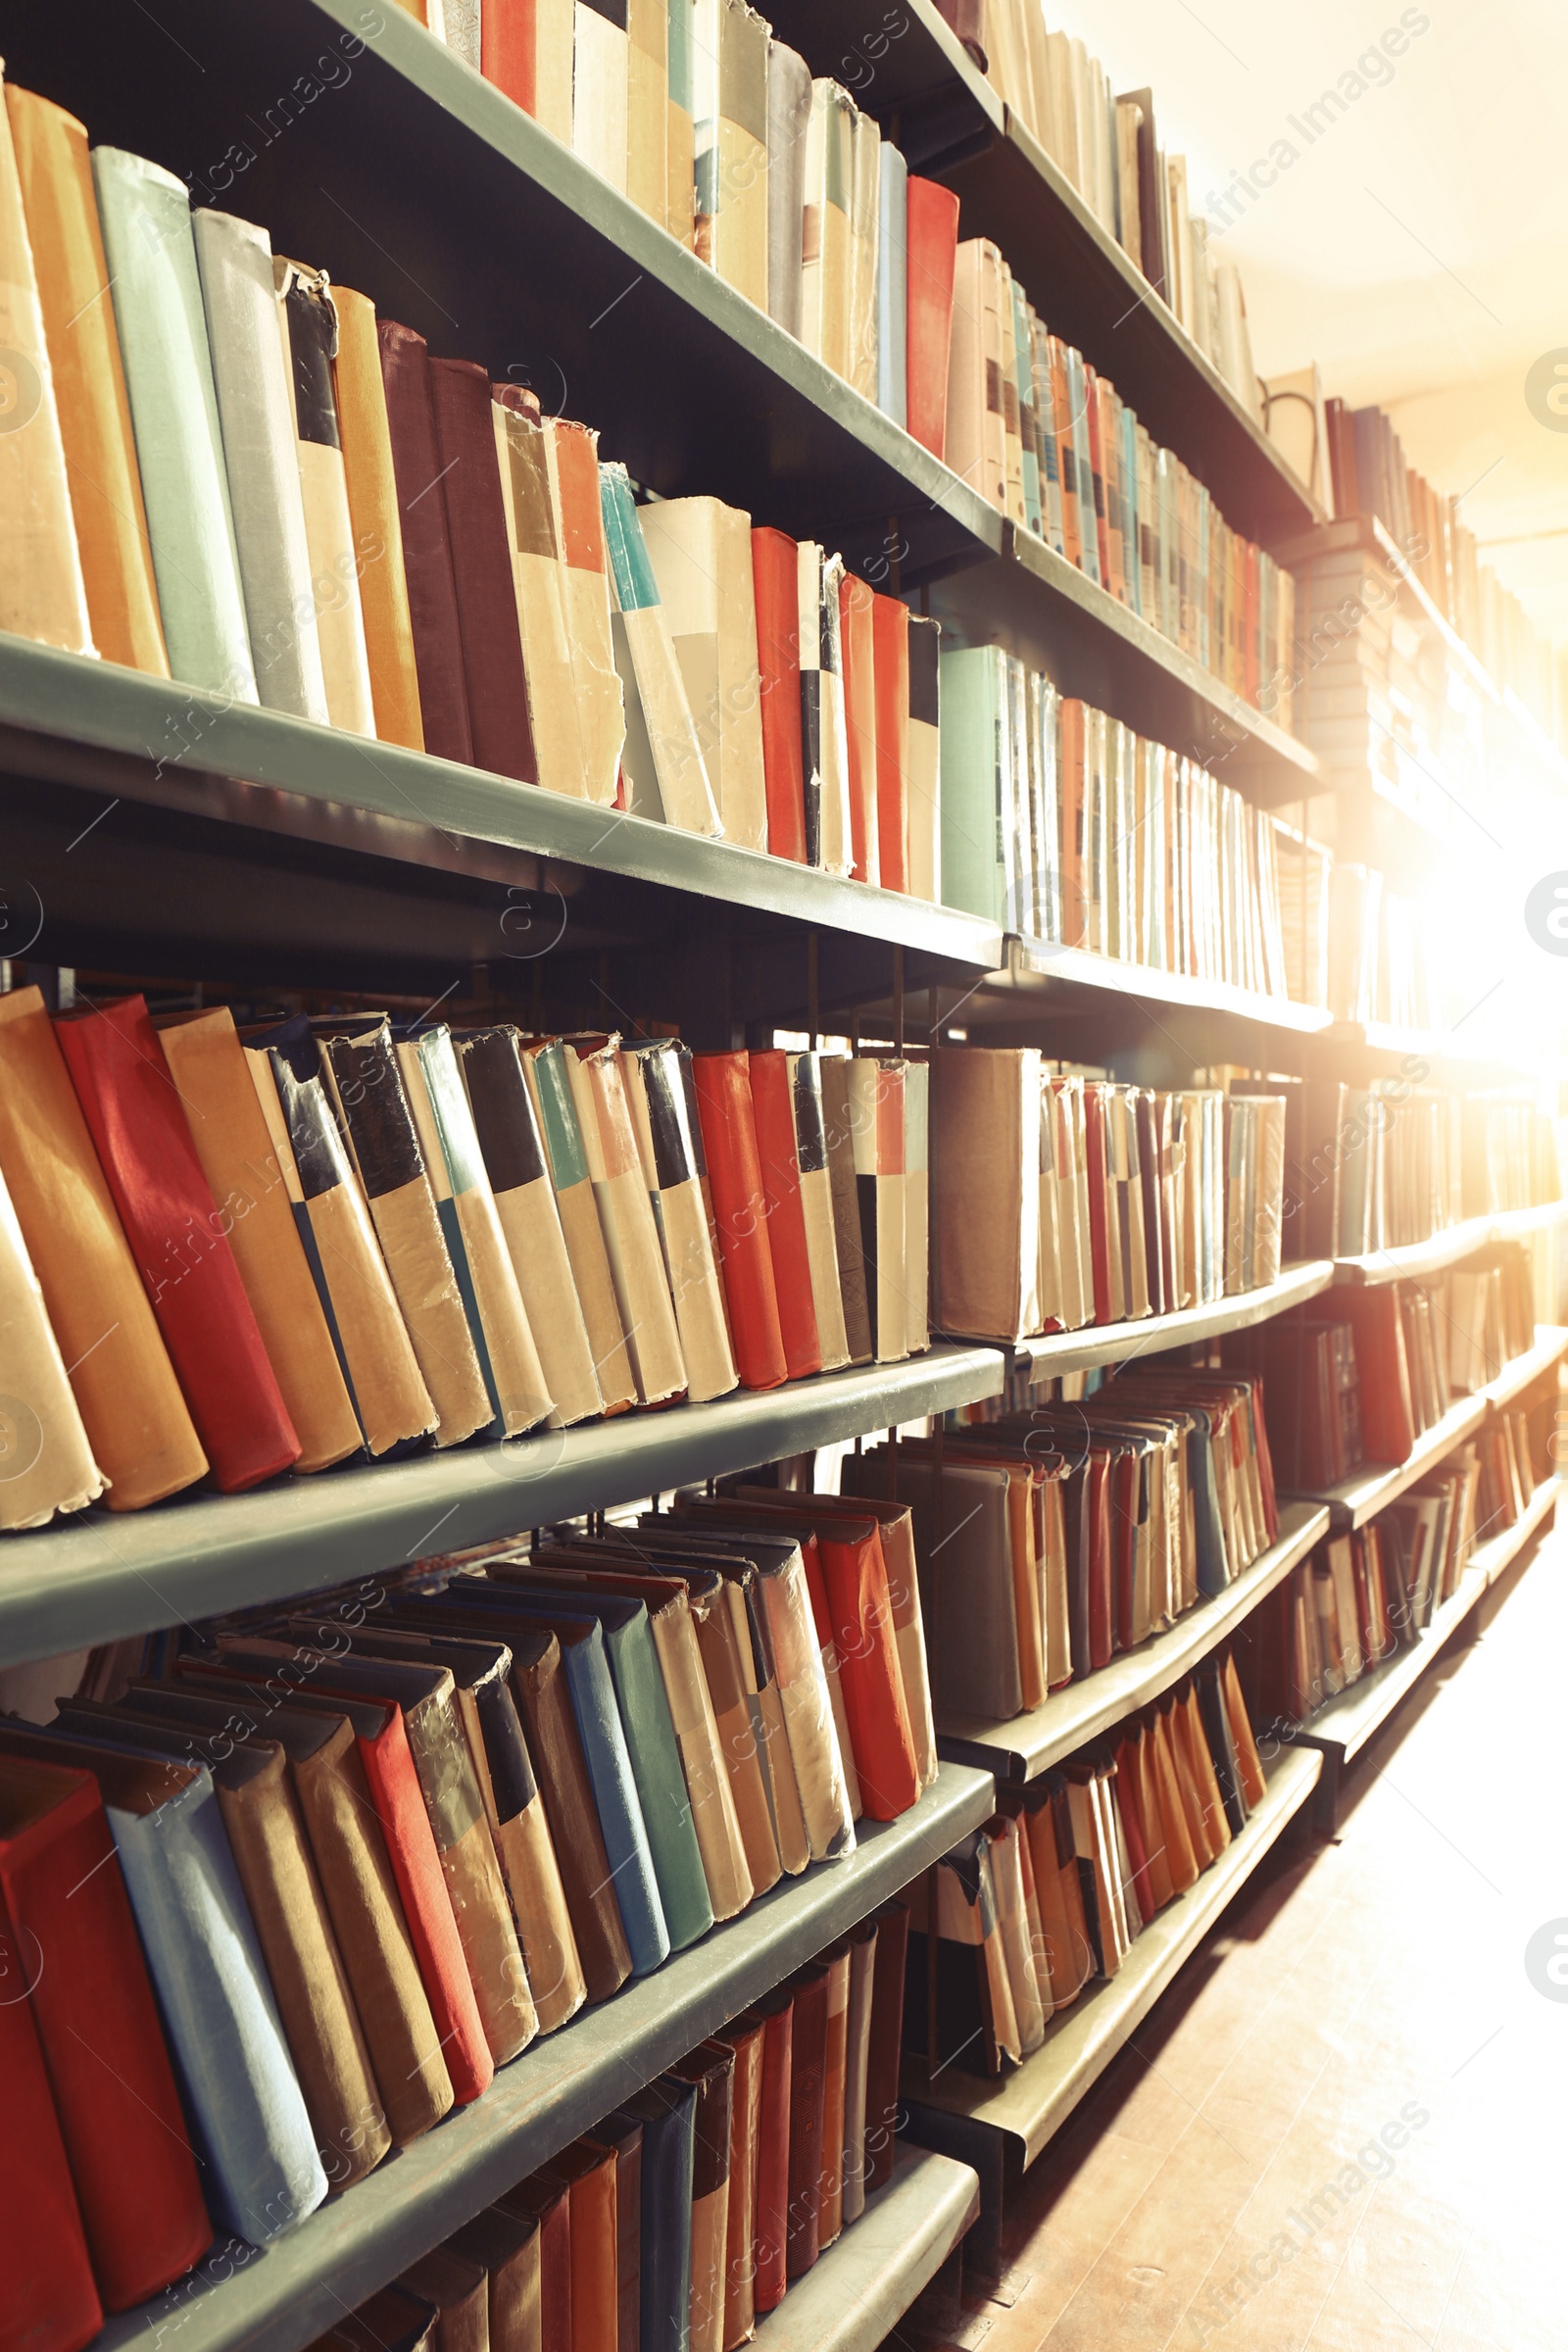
[274,257,378,736]
[819,1056,873,1364]
[573,0,630,192]
[0,1163,107,1528]
[784,1962,829,2277]
[639,496,769,851]
[752,523,808,860]
[378,318,475,763]
[602,461,724,835]
[545,417,625,803]
[430,356,540,782]
[623,1039,738,1402]
[0,1870,105,2352]
[522,1041,639,1410]
[332,286,425,748]
[491,395,590,798]
[714,2014,765,2349]
[569,1041,690,1404]
[765,39,810,336]
[691,1053,789,1390]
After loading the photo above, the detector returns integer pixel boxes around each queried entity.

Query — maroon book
[749,1984,794,2314]
[862,1897,909,2194]
[377,319,475,766]
[784,1961,829,2279]
[429,357,539,786]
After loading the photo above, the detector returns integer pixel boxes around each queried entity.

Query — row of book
[939,661,1301,987]
[1324,398,1568,749]
[1,81,941,886]
[906,1649,1268,2079]
[0,984,928,1530]
[952,2,1263,419]
[1229,1252,1537,1494]
[929,1052,1288,1345]
[842,1367,1278,1727]
[1250,1408,1541,1733]
[310,1898,909,2352]
[0,1497,937,2332]
[1322,861,1447,1032]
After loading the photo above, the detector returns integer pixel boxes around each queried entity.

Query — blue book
[876,140,907,427]
[0,1721,325,2244]
[614,2079,698,2352]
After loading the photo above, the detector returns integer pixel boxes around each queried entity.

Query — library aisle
[910,1540,1567,2352]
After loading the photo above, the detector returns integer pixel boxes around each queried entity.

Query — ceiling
[1043,0,1568,641]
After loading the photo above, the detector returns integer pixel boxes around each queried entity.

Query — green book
[939,644,1011,927]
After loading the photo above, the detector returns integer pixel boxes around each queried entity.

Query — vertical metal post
[893,944,905,1057]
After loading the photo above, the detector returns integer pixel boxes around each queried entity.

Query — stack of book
[1444,1244,1539,1391]
[939,666,1301,987]
[953,4,1264,424]
[906,1649,1267,2077]
[842,1365,1277,1726]
[1327,863,1447,1031]
[0,985,928,1532]
[1325,398,1568,747]
[0,1507,935,2325]
[928,1051,1288,1345]
[1462,1098,1564,1217]
[0,78,941,888]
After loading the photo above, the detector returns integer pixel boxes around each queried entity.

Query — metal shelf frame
[992,1260,1336,1379]
[749,2147,981,2352]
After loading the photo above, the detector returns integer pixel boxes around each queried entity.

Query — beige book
[932,1048,1042,1342]
[690,1579,781,1897]
[642,1585,753,1920]
[639,496,768,850]
[818,1942,853,2244]
[272,257,376,737]
[492,400,589,799]
[667,0,697,245]
[904,1058,929,1353]
[991,1814,1047,2053]
[1045,30,1080,188]
[567,1041,689,1404]
[801,78,853,378]
[847,104,879,401]
[1021,1,1053,152]
[1115,95,1144,270]
[626,0,669,222]
[572,4,629,191]
[621,1043,737,1403]
[797,1157,850,1371]
[694,0,769,306]
[1166,153,1192,333]
[0,1162,106,1528]
[0,72,93,655]
[757,1545,856,1860]
[999,258,1025,524]
[945,238,1008,511]
[535,0,576,144]
[518,1043,639,1412]
[542,416,624,805]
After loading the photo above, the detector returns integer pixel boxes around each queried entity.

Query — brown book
[784,1962,830,2278]
[316,2283,438,2352]
[165,1673,455,2142]
[840,1917,878,2225]
[8,85,169,674]
[429,356,539,785]
[750,1985,794,2314]
[378,318,473,764]
[497,2175,570,2352]
[398,2250,489,2352]
[712,2015,765,2351]
[594,2111,644,2352]
[668,2042,736,2352]
[819,1055,873,1364]
[445,2207,542,2352]
[509,1629,634,2003]
[816,1940,853,2248]
[0,986,206,1508]
[688,1567,783,1901]
[862,1898,908,2194]
[156,1008,361,1473]
[539,2139,617,2352]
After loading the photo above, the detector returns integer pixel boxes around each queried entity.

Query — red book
[189,1655,494,2106]
[378,318,475,766]
[838,571,879,885]
[861,1897,907,2194]
[784,1961,829,2279]
[906,177,960,462]
[691,1054,789,1392]
[871,595,909,895]
[54,997,300,1493]
[1083,368,1112,590]
[747,1052,823,1382]
[482,0,534,110]
[497,2173,571,2352]
[1113,1735,1157,1920]
[0,1757,210,2310]
[0,1873,101,2352]
[429,357,539,785]
[752,526,808,863]
[749,1986,793,2314]
[1335,1290,1417,1464]
[1086,1450,1113,1670]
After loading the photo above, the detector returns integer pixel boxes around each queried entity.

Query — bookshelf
[86,1762,994,2352]
[0,0,1558,2335]
[1332,1207,1568,1288]
[937,1499,1330,1781]
[766,0,1324,549]
[1290,1473,1561,1831]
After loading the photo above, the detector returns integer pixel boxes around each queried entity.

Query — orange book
[332,285,425,751]
[870,594,909,893]
[838,569,879,884]
[690,1054,788,1392]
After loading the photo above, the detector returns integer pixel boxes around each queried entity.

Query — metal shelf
[938,1500,1329,1782]
[1333,1205,1566,1288]
[1480,1326,1568,1414]
[993,1260,1336,1378]
[751,2148,980,2352]
[91,1761,996,2352]
[900,1746,1321,2167]
[1286,1393,1490,1534]
[0,1347,1003,1669]
[1289,1475,1558,1829]
[996,941,1334,1037]
[766,1,1322,551]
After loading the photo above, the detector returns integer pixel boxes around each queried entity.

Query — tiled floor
[906,1533,1568,2352]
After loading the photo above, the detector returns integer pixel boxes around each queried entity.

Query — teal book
[90,148,258,701]
[939,644,1011,926]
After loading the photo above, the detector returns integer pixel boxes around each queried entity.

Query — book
[134,1674,458,2141]
[764,39,811,338]
[429,355,540,782]
[907,614,942,902]
[614,2077,697,2352]
[90,147,257,697]
[748,1985,793,2314]
[627,0,670,224]
[398,1026,555,1434]
[321,2283,439,2352]
[155,1007,361,1474]
[752,523,808,860]
[799,544,853,873]
[0,1722,327,2240]
[690,1053,789,1390]
[840,1917,877,2225]
[905,175,959,463]
[597,2109,644,2352]
[712,2013,765,2349]
[520,1039,639,1412]
[378,318,474,763]
[0,1754,211,2306]
[693,0,768,307]
[669,2043,736,2352]
[331,285,426,750]
[503,1626,635,2002]
[800,80,854,378]
[862,1898,908,2192]
[0,1161,106,1528]
[602,462,723,834]
[847,109,880,402]
[747,1050,826,1382]
[310,1015,493,1445]
[491,392,589,800]
[192,207,331,721]
[567,1038,691,1405]
[838,568,879,884]
[459,1026,606,1425]
[819,1056,873,1363]
[621,1039,739,1402]
[0,84,88,662]
[871,592,909,894]
[848,1056,911,1363]
[667,0,698,245]
[7,84,167,674]
[640,496,769,850]
[816,1939,852,2246]
[443,2207,542,2352]
[573,1,630,193]
[54,996,301,1491]
[875,139,907,426]
[544,417,626,803]
[783,1960,829,2277]
[397,2249,489,2352]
